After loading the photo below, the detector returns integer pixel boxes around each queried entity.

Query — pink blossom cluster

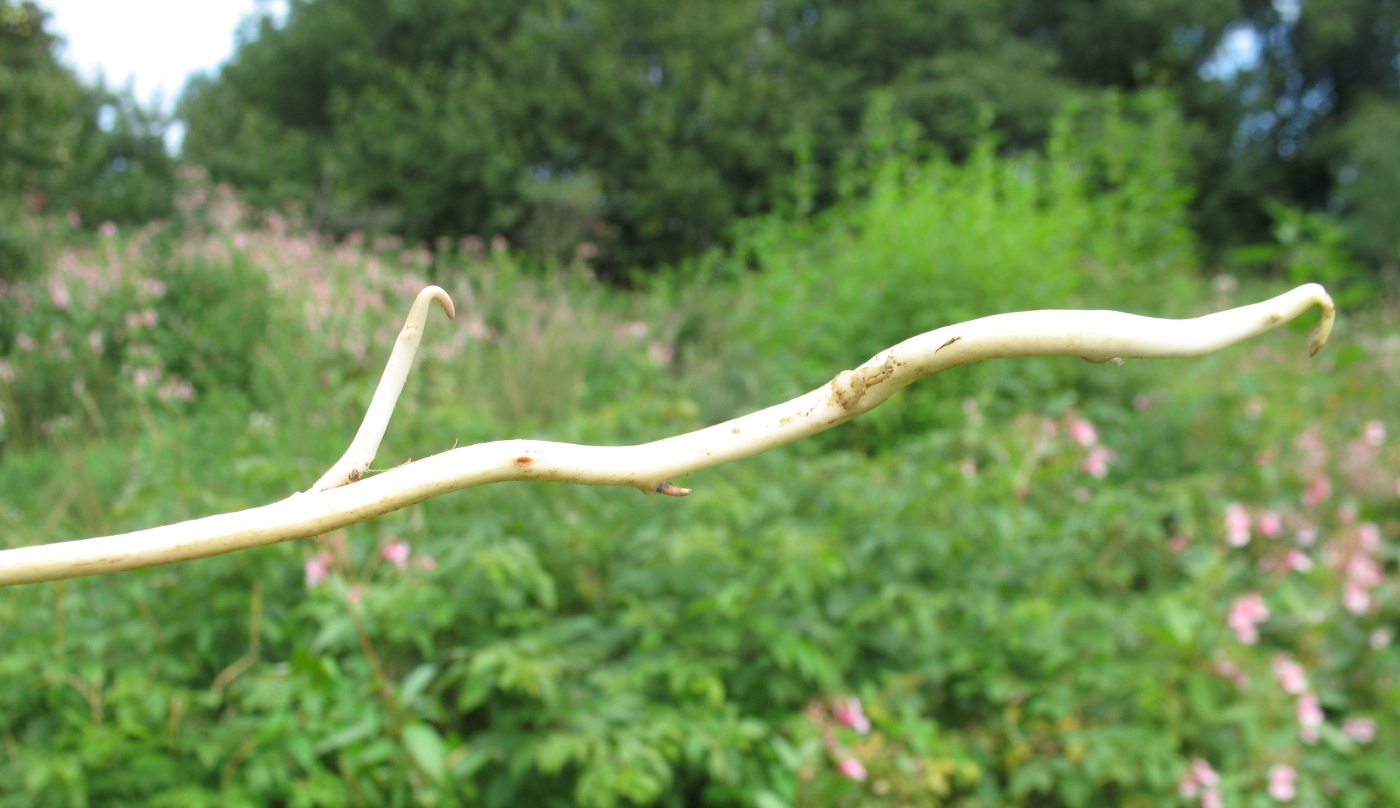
[1067,417,1117,478]
[1178,758,1221,808]
[836,756,867,782]
[382,539,411,569]
[809,696,873,783]
[1259,548,1314,574]
[1338,524,1385,615]
[305,552,334,586]
[1208,658,1249,689]
[1341,717,1375,743]
[1269,648,1375,747]
[1266,652,1333,747]
[832,696,871,733]
[1067,418,1097,446]
[1228,593,1269,644]
[1267,763,1296,802]
[1340,420,1394,498]
[1296,692,1323,744]
[1362,420,1386,447]
[1292,428,1336,508]
[1271,655,1308,694]
[1225,503,1251,546]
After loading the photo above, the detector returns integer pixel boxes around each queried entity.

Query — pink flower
[1362,420,1386,447]
[305,552,332,586]
[15,333,36,352]
[1202,788,1223,808]
[1272,655,1308,694]
[1343,581,1372,615]
[1370,628,1393,648]
[48,278,71,310]
[1268,763,1296,802]
[1302,476,1331,507]
[1357,523,1382,552]
[1169,535,1189,552]
[1209,658,1249,689]
[1081,445,1116,478]
[1191,758,1220,788]
[347,585,363,604]
[1068,418,1098,446]
[1225,503,1251,546]
[1341,717,1375,743]
[415,555,437,570]
[1133,393,1152,410]
[837,756,866,782]
[1281,549,1313,573]
[1229,593,1269,644]
[382,540,410,569]
[87,330,104,354]
[832,697,871,734]
[1296,524,1317,546]
[1345,554,1382,588]
[1258,511,1283,538]
[1297,693,1323,742]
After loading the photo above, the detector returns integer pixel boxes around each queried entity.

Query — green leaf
[314,720,377,755]
[400,663,437,705]
[403,722,447,782]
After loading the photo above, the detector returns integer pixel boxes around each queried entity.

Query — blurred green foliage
[174,0,1400,274]
[174,0,1244,271]
[2,101,1398,807]
[0,0,175,256]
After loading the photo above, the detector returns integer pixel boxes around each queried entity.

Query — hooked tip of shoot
[1306,286,1335,357]
[421,285,456,320]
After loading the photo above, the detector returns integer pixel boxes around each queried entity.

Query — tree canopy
[0,0,174,281]
[178,0,1259,272]
[7,0,1398,273]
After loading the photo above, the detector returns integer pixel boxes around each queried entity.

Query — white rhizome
[0,284,1335,587]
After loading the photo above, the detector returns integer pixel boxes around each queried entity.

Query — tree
[1203,0,1400,259]
[0,0,174,253]
[182,0,1261,273]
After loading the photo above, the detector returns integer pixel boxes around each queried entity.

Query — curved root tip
[656,481,691,497]
[420,285,456,320]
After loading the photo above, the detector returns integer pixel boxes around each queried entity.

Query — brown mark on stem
[936,336,962,352]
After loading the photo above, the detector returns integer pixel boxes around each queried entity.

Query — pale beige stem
[0,284,1335,587]
[309,285,454,491]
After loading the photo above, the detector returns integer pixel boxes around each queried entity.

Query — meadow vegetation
[1,103,1398,807]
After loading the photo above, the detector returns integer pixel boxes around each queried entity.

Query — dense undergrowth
[1,105,1398,807]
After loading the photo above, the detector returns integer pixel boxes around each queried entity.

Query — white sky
[36,0,286,111]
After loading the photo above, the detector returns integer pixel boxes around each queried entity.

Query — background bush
[1,102,1397,807]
